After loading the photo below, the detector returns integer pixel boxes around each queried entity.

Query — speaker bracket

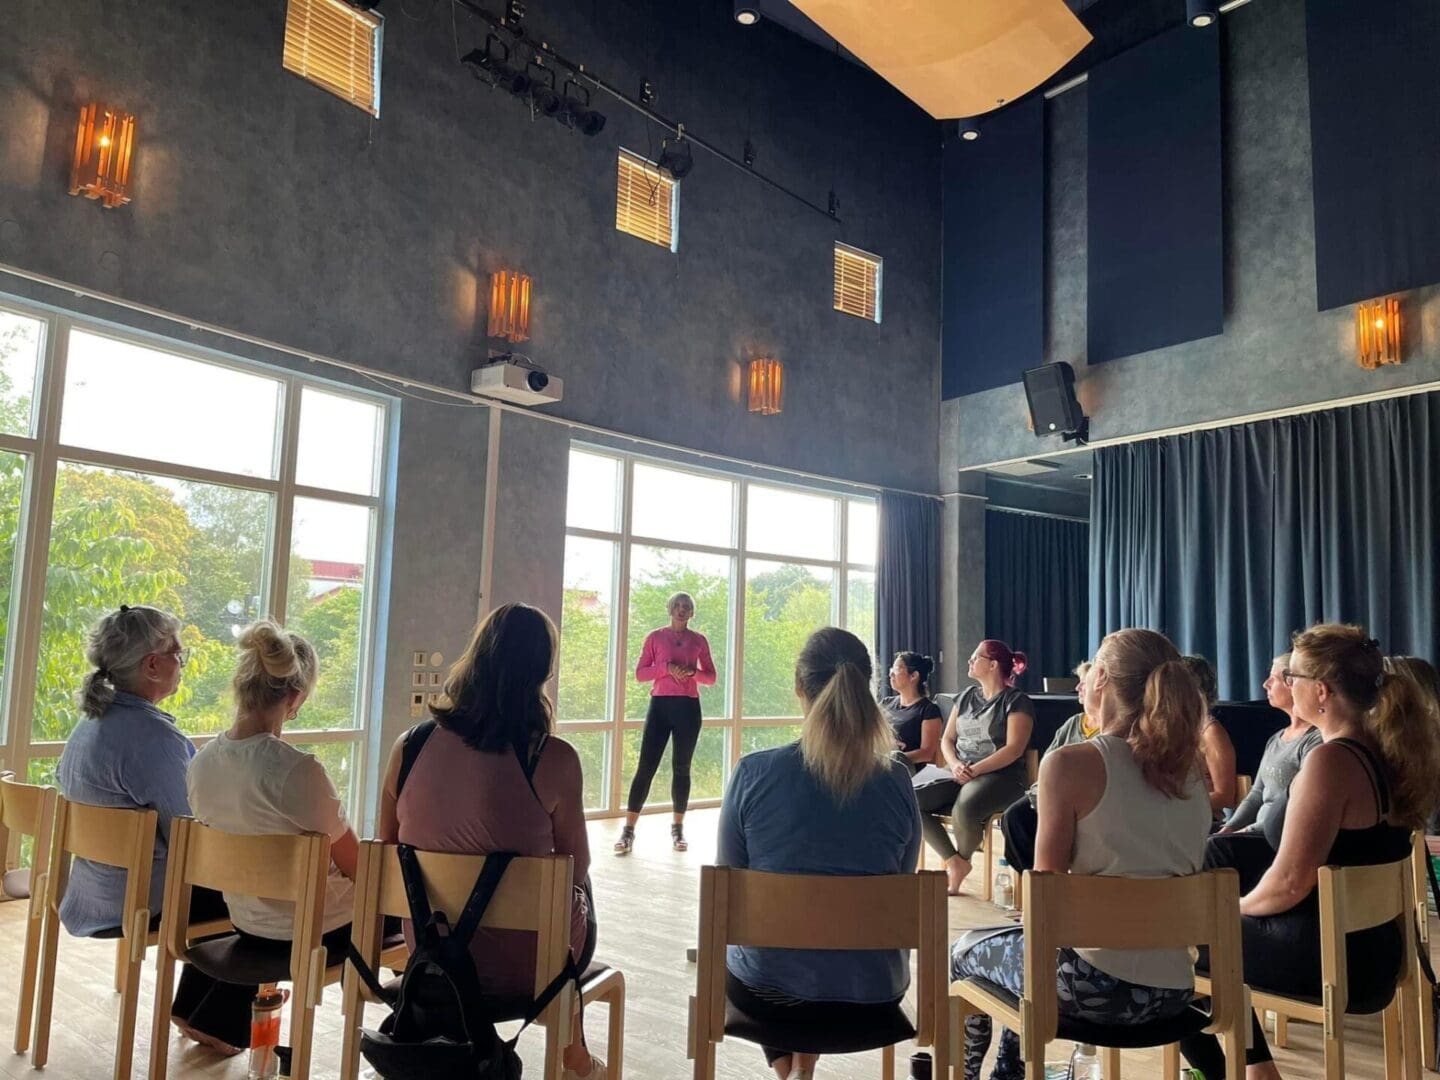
[1061,417,1090,446]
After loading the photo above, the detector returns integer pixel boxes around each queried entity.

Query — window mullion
[266,376,303,622]
[607,458,635,814]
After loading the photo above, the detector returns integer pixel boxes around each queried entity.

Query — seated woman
[1180,625,1440,1080]
[1212,654,1321,874]
[56,605,232,1050]
[916,640,1034,895]
[378,602,603,1080]
[719,627,919,1080]
[999,660,1096,875]
[951,629,1211,1080]
[1383,655,1440,835]
[1183,654,1238,816]
[880,651,942,766]
[185,621,358,1053]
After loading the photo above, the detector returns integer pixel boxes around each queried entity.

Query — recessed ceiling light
[734,2,760,25]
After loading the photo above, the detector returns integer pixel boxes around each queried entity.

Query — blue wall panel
[1307,0,1440,310]
[941,96,1045,399]
[1087,23,1223,365]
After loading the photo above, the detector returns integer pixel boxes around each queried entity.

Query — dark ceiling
[759,0,1190,101]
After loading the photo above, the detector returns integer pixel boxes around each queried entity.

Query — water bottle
[993,857,1015,911]
[908,1050,933,1079]
[248,988,285,1080]
[1068,1042,1101,1080]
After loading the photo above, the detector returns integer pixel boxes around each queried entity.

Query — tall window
[0,303,390,819]
[558,444,877,815]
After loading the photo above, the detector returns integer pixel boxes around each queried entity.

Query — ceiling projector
[470,356,563,406]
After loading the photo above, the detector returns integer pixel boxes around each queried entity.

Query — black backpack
[346,721,579,1079]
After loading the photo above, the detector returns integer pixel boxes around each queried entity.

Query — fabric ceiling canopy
[786,0,1092,118]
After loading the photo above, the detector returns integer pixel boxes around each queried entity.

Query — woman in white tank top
[950,629,1212,1080]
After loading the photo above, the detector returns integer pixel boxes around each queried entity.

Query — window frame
[0,298,393,839]
[559,442,877,817]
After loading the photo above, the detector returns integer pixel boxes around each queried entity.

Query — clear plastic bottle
[993,857,1015,911]
[248,988,285,1080]
[1069,1042,1101,1080]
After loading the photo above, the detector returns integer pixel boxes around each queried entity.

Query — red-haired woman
[916,640,1035,895]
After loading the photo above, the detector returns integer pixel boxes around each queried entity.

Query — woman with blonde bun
[182,620,359,1053]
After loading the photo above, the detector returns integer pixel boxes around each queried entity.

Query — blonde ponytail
[1370,671,1440,829]
[1095,629,1202,799]
[233,619,318,714]
[796,629,891,802]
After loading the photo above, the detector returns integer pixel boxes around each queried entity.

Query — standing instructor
[614,591,716,855]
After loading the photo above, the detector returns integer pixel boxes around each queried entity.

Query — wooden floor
[0,809,1426,1079]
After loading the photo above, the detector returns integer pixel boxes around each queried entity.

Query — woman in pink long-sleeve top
[614,591,717,855]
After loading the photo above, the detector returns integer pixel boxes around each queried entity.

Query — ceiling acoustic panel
[786,0,1092,118]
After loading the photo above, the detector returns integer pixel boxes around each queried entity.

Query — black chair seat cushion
[478,961,614,1023]
[961,977,1211,1047]
[723,997,915,1055]
[185,932,405,986]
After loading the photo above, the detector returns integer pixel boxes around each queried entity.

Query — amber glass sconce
[70,103,137,208]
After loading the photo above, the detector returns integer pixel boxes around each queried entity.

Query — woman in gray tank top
[1221,653,1320,838]
[950,629,1211,1080]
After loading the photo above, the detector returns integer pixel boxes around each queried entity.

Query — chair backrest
[695,867,949,1045]
[1021,869,1243,1045]
[353,843,576,1001]
[933,692,958,720]
[1043,677,1079,694]
[1023,748,1040,786]
[1315,855,1416,1017]
[46,797,158,945]
[162,817,331,959]
[1235,774,1253,802]
[1411,832,1431,947]
[1,775,56,873]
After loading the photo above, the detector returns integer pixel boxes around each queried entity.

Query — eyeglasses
[1280,669,1318,688]
[156,646,190,668]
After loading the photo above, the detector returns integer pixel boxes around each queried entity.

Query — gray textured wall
[0,0,941,490]
[944,0,1440,473]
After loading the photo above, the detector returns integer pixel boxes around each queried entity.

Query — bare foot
[945,855,972,896]
[172,1017,244,1057]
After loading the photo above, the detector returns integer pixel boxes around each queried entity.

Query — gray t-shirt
[950,685,1035,770]
[1227,724,1323,833]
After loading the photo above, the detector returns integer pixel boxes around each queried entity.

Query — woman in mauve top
[614,591,716,855]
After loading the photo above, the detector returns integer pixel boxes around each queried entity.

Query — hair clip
[1363,637,1380,650]
[119,604,130,613]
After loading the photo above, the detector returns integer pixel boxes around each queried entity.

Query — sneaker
[613,827,634,855]
[562,1055,607,1080]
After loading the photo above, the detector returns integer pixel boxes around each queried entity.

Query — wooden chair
[1235,774,1253,802]
[0,774,56,1056]
[1410,833,1436,1071]
[149,818,353,1080]
[340,843,626,1080]
[1189,855,1421,1080]
[953,869,1246,1080]
[688,866,949,1080]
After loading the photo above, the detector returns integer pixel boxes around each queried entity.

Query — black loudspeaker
[1022,362,1087,441]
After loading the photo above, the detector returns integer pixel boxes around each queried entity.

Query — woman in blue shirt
[718,627,920,1080]
[56,606,235,1051]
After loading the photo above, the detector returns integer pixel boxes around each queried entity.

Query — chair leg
[339,967,364,1080]
[1222,1014,1246,1080]
[113,944,143,1080]
[605,980,626,1079]
[1399,982,1422,1080]
[31,892,62,1067]
[1273,1011,1288,1048]
[114,937,127,994]
[692,1040,717,1080]
[1322,1013,1345,1080]
[1383,999,1404,1080]
[1101,1045,1121,1079]
[1162,1042,1180,1078]
[147,947,177,1080]
[882,1042,896,1080]
[981,825,994,903]
[1420,981,1436,1078]
[13,889,44,1054]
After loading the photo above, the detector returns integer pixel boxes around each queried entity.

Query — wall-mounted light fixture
[747,357,784,415]
[69,103,136,209]
[1355,297,1401,369]
[488,270,532,343]
[1186,0,1218,27]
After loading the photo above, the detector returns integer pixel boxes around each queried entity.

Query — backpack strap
[451,851,516,947]
[1418,847,1440,989]
[515,734,549,803]
[397,720,438,798]
[344,940,394,1004]
[395,843,438,932]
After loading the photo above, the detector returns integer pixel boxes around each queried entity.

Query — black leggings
[1179,833,1403,1073]
[627,695,703,814]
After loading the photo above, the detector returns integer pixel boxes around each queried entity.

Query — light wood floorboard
[0,809,1425,1078]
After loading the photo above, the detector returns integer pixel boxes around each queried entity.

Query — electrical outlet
[412,672,426,688]
[412,651,426,667]
[409,692,425,718]
[429,672,442,686]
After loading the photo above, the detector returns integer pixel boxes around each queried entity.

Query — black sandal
[671,823,688,852]
[613,825,635,855]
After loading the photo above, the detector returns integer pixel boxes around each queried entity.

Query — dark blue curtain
[1091,392,1440,698]
[985,509,1090,693]
[875,492,941,692]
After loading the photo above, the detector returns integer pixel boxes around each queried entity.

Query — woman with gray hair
[615,591,716,855]
[56,605,234,1048]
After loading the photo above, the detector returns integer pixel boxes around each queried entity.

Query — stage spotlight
[462,35,530,96]
[957,116,981,141]
[1186,0,1218,26]
[529,65,563,116]
[562,81,607,136]
[656,137,694,180]
[734,1,761,25]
